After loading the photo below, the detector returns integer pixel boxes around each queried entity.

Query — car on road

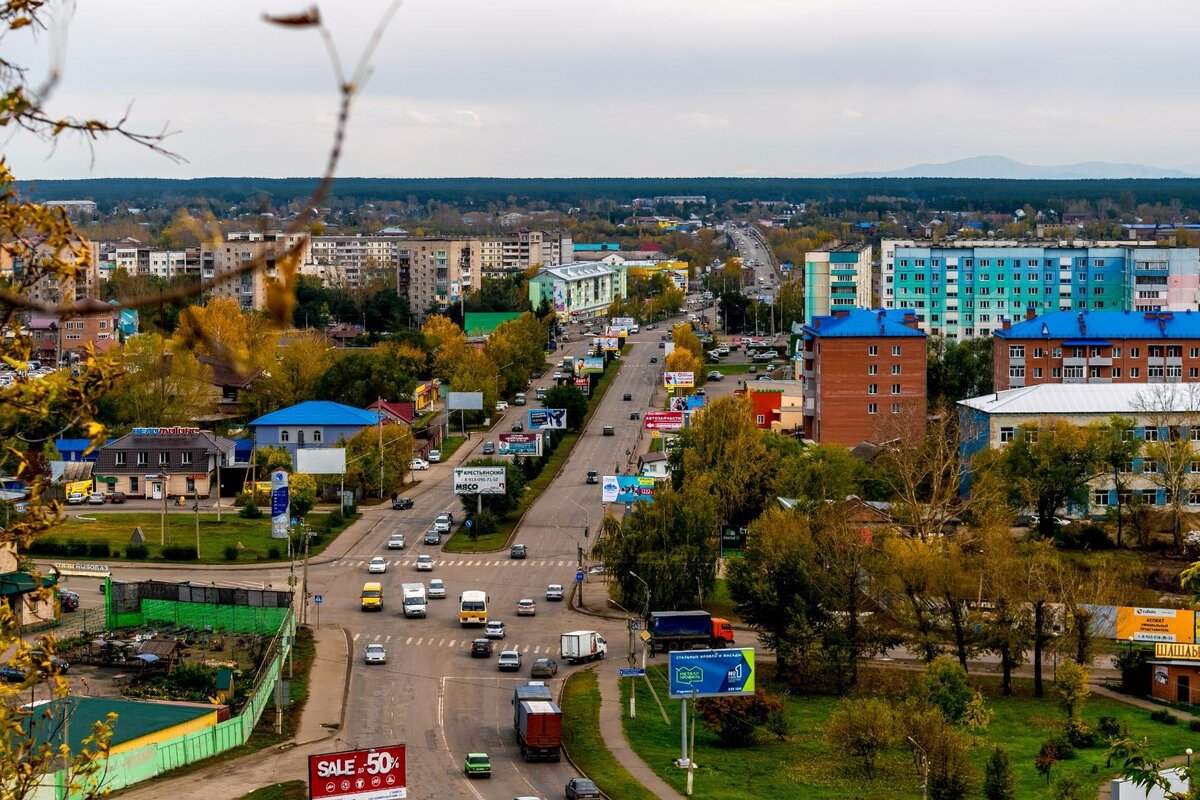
[66,492,86,505]
[511,421,524,432]
[424,529,440,545]
[364,643,387,664]
[495,401,509,412]
[546,584,564,601]
[622,393,632,401]
[602,425,614,436]
[755,375,774,381]
[586,471,598,484]
[59,589,79,612]
[409,458,430,471]
[497,650,522,671]
[427,449,441,463]
[484,620,506,639]
[530,657,558,678]
[463,753,491,779]
[650,356,658,363]
[87,492,105,505]
[629,411,639,420]
[510,543,527,559]
[536,387,547,400]
[416,554,433,571]
[434,512,452,533]
[368,556,388,574]
[707,370,724,381]
[748,365,758,373]
[387,533,406,549]
[694,388,706,396]
[428,578,446,599]
[658,341,665,349]
[482,441,495,455]
[107,491,127,504]
[516,598,536,616]
[566,778,601,799]
[391,497,413,510]
[552,371,563,381]
[470,638,494,657]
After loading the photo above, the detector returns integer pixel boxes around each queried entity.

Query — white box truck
[402,583,427,618]
[560,630,607,664]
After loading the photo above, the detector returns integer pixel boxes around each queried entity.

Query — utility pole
[377,396,384,498]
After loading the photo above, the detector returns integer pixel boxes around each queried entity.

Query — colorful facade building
[882,240,1200,340]
[993,309,1200,391]
[803,244,873,321]
[249,401,380,459]
[528,262,627,322]
[797,308,927,446]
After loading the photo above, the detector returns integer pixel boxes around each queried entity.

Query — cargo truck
[401,583,427,618]
[512,681,553,729]
[560,631,607,664]
[647,610,735,653]
[516,699,563,762]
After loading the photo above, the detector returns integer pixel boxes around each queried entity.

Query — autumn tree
[681,395,778,526]
[1000,420,1106,539]
[696,689,782,747]
[978,530,1030,696]
[243,331,331,418]
[1098,415,1142,548]
[542,385,588,433]
[879,536,943,662]
[1023,541,1061,698]
[826,697,896,779]
[98,333,217,429]
[1135,383,1200,551]
[483,311,548,394]
[344,423,414,497]
[176,296,276,370]
[772,441,867,509]
[314,348,418,408]
[422,314,468,382]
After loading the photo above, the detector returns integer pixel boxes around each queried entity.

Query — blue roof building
[248,401,380,457]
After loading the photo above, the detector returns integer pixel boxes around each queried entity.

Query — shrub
[826,697,897,779]
[125,544,149,559]
[697,689,782,747]
[1116,648,1150,694]
[28,539,64,555]
[86,542,110,558]
[161,546,198,561]
[328,508,344,528]
[65,539,88,557]
[1189,720,1200,733]
[1064,720,1096,748]
[239,500,263,519]
[222,546,239,561]
[234,491,253,507]
[917,656,972,722]
[1044,735,1075,760]
[1049,776,1089,800]
[983,746,1016,800]
[1149,709,1179,725]
[1098,716,1122,738]
[110,549,121,559]
[267,546,281,560]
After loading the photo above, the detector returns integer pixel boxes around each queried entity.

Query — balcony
[1063,357,1087,367]
[1168,357,1184,367]
[1089,357,1112,366]
[1064,374,1087,384]
[1008,357,1025,366]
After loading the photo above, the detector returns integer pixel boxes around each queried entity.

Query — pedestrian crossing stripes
[335,558,578,569]
[351,630,549,654]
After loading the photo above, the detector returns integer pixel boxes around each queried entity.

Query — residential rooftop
[959,383,1200,416]
[995,310,1200,340]
[798,308,926,339]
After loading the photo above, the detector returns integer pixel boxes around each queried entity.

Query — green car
[464,752,491,779]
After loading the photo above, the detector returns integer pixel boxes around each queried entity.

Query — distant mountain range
[842,155,1194,180]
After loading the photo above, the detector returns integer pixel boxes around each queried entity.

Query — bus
[459,590,489,626]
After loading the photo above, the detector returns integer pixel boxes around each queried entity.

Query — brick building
[993,309,1200,391]
[797,308,927,446]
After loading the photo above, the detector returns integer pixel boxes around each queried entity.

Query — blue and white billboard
[601,475,656,504]
[270,469,289,539]
[668,649,756,699]
[528,408,567,430]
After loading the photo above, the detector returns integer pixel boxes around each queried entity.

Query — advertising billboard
[453,467,507,495]
[581,357,605,374]
[498,433,542,457]
[1116,606,1196,643]
[611,317,636,327]
[309,744,407,800]
[601,475,656,504]
[663,371,694,388]
[270,469,289,539]
[528,408,568,430]
[594,336,620,351]
[447,392,484,411]
[668,649,755,699]
[296,448,347,476]
[643,411,685,432]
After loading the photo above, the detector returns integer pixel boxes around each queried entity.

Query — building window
[280,430,290,443]
[868,364,877,375]
[1093,490,1110,506]
[1010,366,1025,378]
[1113,368,1122,378]
[867,403,877,415]
[1033,367,1042,378]
[1112,347,1121,357]
[1130,347,1140,358]
[868,345,878,356]
[891,383,901,395]
[313,430,322,443]
[892,364,901,375]
[158,452,169,465]
[137,452,148,466]
[756,415,765,425]
[181,452,192,465]
[868,384,878,395]
[1033,347,1044,358]
[130,476,138,493]
[1025,429,1038,443]
[892,345,901,356]
[1145,428,1159,442]
[1143,460,1159,474]
[1191,491,1200,506]
[1130,368,1140,378]
[892,403,901,414]
[1000,427,1015,443]
[185,477,196,494]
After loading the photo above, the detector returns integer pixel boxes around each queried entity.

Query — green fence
[104,579,292,634]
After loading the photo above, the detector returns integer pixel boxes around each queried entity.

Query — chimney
[1026,307,1037,321]
[1001,317,1011,331]
[1078,312,1086,335]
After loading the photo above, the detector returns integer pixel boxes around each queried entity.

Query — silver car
[364,643,387,664]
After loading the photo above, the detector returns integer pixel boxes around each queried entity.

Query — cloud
[843,109,863,119]
[678,112,729,130]
[453,109,482,128]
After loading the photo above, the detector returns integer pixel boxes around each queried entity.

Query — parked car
[427,449,441,463]
[546,584,564,601]
[510,544,528,559]
[622,393,632,401]
[566,778,601,799]
[495,400,509,412]
[428,578,446,598]
[409,458,430,471]
[497,650,522,671]
[586,471,599,485]
[87,492,105,505]
[482,441,495,455]
[484,620,506,639]
[707,371,724,381]
[364,643,387,664]
[530,657,558,678]
[65,492,86,505]
[0,665,25,683]
[391,497,413,510]
[28,651,69,676]
[59,589,79,612]
[387,533,406,550]
[416,554,433,571]
[463,753,491,779]
[516,598,537,616]
[107,491,127,504]
[470,638,494,657]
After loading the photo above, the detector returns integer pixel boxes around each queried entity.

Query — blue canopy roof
[249,401,380,427]
[800,308,926,338]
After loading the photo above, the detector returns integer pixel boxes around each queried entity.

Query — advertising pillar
[271,469,290,539]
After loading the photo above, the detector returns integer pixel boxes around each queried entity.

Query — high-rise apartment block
[882,240,1200,340]
[203,231,313,312]
[803,244,873,321]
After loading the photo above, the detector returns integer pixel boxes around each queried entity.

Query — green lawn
[618,667,1200,799]
[562,669,660,800]
[438,435,467,460]
[238,783,307,800]
[709,363,756,376]
[41,511,357,563]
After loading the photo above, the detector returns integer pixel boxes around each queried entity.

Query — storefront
[1148,643,1200,704]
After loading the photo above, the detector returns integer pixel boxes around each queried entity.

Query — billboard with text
[528,408,568,430]
[594,337,620,351]
[601,475,657,504]
[498,433,542,457]
[453,467,507,495]
[309,744,407,800]
[663,371,694,388]
[1116,606,1196,643]
[643,411,684,432]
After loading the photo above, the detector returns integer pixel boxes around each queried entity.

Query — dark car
[107,491,127,504]
[59,589,79,612]
[392,497,414,510]
[629,412,639,420]
[530,657,558,678]
[29,650,68,675]
[566,778,601,799]
[650,357,658,363]
[511,421,524,432]
[482,441,495,455]
[470,638,494,658]
[510,544,528,559]
[0,665,25,683]
[622,393,632,401]
[586,471,599,484]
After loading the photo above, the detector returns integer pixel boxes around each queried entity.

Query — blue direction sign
[313,594,323,605]
[619,668,646,678]
[668,648,756,699]
[465,519,473,529]
[575,569,585,583]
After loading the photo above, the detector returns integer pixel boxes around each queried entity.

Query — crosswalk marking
[437,639,445,646]
[416,638,424,646]
[448,640,456,647]
[406,637,413,645]
[352,633,360,641]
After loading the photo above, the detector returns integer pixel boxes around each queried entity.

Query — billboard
[453,467,507,495]
[721,526,748,554]
[601,475,656,504]
[594,336,620,351]
[643,411,685,432]
[668,649,756,699]
[581,357,606,374]
[611,317,636,327]
[1116,606,1196,643]
[498,433,542,457]
[270,469,289,539]
[296,448,347,476]
[309,744,407,800]
[663,371,694,388]
[686,394,705,410]
[447,392,484,411]
[528,408,568,430]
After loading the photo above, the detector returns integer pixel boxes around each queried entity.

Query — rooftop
[995,310,1200,340]
[799,308,925,339]
[463,312,522,337]
[249,401,380,428]
[959,383,1200,416]
[21,697,215,753]
[535,262,617,281]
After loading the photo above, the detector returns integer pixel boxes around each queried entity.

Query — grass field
[437,435,466,460]
[238,783,307,800]
[44,510,356,563]
[561,669,660,800]
[616,666,1199,800]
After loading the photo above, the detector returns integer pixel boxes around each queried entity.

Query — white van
[402,583,427,618]
[514,392,527,406]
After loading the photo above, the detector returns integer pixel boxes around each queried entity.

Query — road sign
[313,595,323,605]
[668,649,756,699]
[575,569,585,583]
[308,744,407,800]
[619,668,646,678]
[464,519,473,529]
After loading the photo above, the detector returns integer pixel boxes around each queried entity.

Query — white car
[368,556,387,574]
[484,620,506,639]
[66,492,86,505]
[546,584,564,601]
[428,578,446,599]
[409,458,430,471]
[495,401,509,412]
[427,449,442,463]
[434,513,452,533]
[516,598,537,616]
[497,650,522,671]
[364,643,387,664]
[552,371,563,380]
[416,554,434,571]
[387,533,406,550]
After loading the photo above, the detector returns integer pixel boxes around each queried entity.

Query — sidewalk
[113,623,351,799]
[595,661,685,799]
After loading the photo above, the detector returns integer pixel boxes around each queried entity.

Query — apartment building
[882,240,1200,340]
[528,262,627,322]
[993,309,1200,391]
[110,246,200,280]
[27,297,122,362]
[1,235,100,307]
[202,231,312,312]
[307,234,404,288]
[803,244,873,321]
[402,238,479,318]
[796,308,927,446]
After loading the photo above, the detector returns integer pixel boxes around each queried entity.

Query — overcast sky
[6,0,1200,179]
